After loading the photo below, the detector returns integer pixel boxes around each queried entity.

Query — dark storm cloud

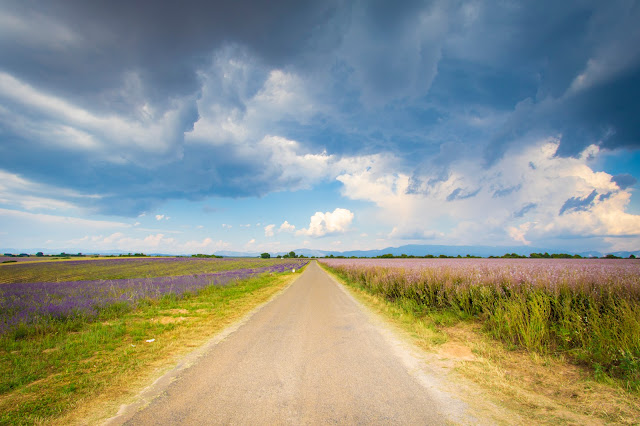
[484,66,640,164]
[475,0,640,162]
[559,190,597,216]
[612,174,638,190]
[1,0,639,217]
[492,184,521,198]
[0,0,343,112]
[598,192,613,202]
[446,187,481,202]
[514,203,537,218]
[337,0,444,102]
[553,69,640,157]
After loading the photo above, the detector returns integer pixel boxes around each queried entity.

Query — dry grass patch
[439,341,475,361]
[153,316,190,324]
[451,324,640,424]
[161,308,190,315]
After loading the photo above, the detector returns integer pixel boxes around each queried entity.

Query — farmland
[0,256,304,284]
[0,257,308,423]
[320,258,640,391]
[0,257,308,336]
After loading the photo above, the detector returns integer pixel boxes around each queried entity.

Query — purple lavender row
[1,257,307,284]
[0,256,207,267]
[0,260,308,335]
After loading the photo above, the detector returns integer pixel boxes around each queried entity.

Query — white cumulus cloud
[264,224,275,237]
[279,220,295,232]
[337,138,640,250]
[296,208,354,238]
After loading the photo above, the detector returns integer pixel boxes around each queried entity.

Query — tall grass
[321,259,640,390]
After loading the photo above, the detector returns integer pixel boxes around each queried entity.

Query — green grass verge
[0,270,301,424]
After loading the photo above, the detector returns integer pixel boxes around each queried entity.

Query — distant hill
[273,245,640,259]
[3,245,639,259]
[214,250,262,257]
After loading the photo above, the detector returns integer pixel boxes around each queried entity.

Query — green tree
[260,252,271,259]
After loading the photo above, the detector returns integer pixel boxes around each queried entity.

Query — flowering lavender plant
[0,258,308,335]
[0,257,306,284]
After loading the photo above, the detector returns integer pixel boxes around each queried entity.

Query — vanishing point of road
[112,261,472,425]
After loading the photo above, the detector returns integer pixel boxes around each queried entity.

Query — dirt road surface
[110,261,475,425]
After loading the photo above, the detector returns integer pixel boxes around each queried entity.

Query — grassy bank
[0,270,302,424]
[321,263,640,423]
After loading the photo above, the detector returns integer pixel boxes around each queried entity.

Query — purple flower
[1,258,309,334]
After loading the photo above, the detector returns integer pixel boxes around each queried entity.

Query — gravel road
[113,261,472,425]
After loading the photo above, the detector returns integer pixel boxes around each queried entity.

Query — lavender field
[321,258,640,389]
[0,256,307,284]
[0,256,59,263]
[0,257,308,335]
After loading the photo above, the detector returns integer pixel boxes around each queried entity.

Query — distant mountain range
[261,244,638,259]
[3,244,638,259]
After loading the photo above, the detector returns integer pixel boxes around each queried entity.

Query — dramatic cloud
[613,174,637,190]
[337,0,447,103]
[1,1,638,253]
[338,140,640,249]
[559,190,598,215]
[297,208,354,238]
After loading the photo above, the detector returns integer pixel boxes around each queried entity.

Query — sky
[1,0,639,255]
